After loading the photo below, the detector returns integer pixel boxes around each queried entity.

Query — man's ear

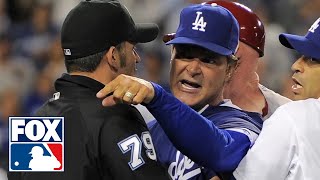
[170,46,176,62]
[225,61,236,83]
[105,46,119,72]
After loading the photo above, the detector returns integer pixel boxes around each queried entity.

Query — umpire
[8,0,169,179]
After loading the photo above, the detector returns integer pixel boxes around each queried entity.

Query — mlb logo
[9,117,64,172]
[63,49,71,56]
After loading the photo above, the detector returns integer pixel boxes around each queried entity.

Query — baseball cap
[166,3,239,56]
[29,146,44,155]
[61,0,159,60]
[279,18,320,59]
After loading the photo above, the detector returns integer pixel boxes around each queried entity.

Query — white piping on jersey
[197,99,242,115]
[197,104,209,114]
[220,99,242,110]
[197,100,258,146]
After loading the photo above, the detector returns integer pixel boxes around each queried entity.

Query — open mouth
[292,77,302,86]
[292,77,303,92]
[180,80,201,88]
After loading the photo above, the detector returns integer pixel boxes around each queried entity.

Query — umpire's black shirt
[8,74,169,180]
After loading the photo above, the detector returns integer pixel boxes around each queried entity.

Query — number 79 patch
[117,131,156,170]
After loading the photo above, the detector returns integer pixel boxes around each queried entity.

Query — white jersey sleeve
[234,98,320,180]
[233,105,297,180]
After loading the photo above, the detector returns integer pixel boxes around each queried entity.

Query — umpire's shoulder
[94,103,145,125]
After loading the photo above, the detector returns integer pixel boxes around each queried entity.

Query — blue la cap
[279,18,320,60]
[166,3,239,56]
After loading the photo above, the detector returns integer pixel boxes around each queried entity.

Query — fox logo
[9,117,64,172]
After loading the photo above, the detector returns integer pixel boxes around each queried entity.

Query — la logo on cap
[309,18,320,33]
[64,49,71,56]
[192,12,207,32]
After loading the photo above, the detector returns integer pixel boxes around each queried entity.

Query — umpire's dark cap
[61,0,159,60]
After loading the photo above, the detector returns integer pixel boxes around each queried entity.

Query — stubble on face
[291,56,320,100]
[169,57,228,110]
[116,42,138,76]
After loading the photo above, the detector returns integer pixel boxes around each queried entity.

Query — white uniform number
[118,132,156,170]
[141,132,157,161]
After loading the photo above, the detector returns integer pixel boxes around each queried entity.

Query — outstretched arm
[145,83,251,171]
[97,75,251,172]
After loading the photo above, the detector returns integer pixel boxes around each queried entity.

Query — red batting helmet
[163,1,265,57]
[207,0,265,57]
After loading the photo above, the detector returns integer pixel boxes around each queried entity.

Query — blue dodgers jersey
[148,120,210,180]
[148,105,263,180]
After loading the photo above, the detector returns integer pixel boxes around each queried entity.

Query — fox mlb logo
[9,117,64,172]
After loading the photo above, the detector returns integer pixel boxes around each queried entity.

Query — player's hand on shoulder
[97,74,155,106]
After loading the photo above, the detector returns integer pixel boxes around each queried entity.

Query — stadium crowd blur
[0,0,319,178]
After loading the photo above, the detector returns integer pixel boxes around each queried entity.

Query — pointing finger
[96,76,122,98]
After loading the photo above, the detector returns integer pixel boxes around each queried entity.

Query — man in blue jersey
[97,3,263,180]
[163,0,291,122]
